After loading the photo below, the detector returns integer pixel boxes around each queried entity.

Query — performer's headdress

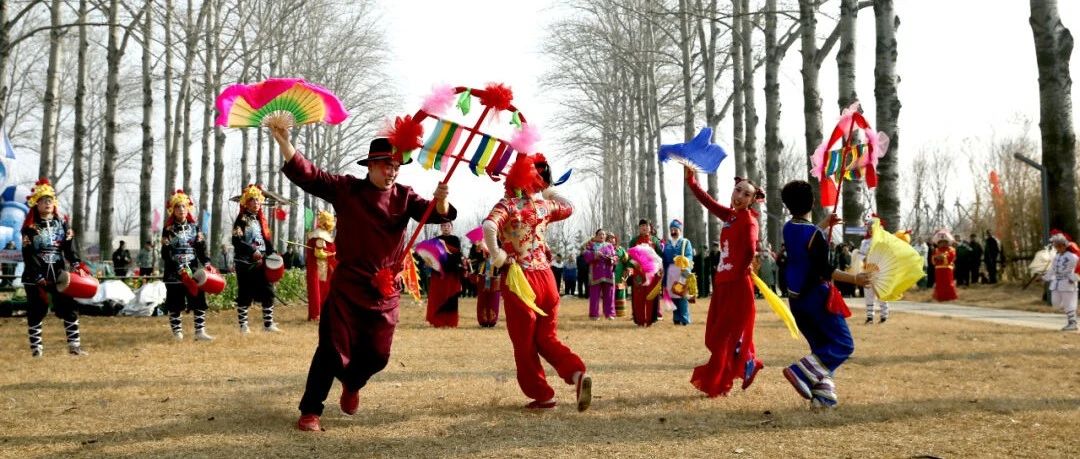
[504,153,547,197]
[240,184,266,206]
[316,210,336,232]
[931,229,955,245]
[165,189,196,226]
[237,184,271,238]
[27,178,56,207]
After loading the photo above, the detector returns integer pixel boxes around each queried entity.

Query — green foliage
[206,269,308,311]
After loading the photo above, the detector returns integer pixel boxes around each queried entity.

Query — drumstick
[284,240,313,250]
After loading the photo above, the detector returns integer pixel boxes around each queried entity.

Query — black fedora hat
[357,138,414,166]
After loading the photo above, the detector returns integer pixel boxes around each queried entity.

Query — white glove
[483,220,508,268]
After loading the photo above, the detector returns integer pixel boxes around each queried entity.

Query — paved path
[858,301,1069,331]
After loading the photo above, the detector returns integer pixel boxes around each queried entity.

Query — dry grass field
[1,295,1078,458]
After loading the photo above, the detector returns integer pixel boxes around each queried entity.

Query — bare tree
[38,0,62,182]
[98,0,143,256]
[836,0,864,241]
[873,0,901,232]
[72,0,89,249]
[138,0,153,247]
[1029,0,1078,239]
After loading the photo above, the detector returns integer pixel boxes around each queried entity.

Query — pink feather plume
[421,84,456,116]
[510,124,541,154]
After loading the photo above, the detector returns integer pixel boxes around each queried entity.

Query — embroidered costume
[305,211,338,321]
[161,190,213,340]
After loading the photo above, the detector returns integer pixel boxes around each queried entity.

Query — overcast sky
[380,0,1080,234]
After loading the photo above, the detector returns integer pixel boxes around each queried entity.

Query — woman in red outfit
[931,230,958,302]
[483,153,592,411]
[684,167,764,397]
[305,210,338,321]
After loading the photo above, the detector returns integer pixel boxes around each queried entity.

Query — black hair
[781,180,814,216]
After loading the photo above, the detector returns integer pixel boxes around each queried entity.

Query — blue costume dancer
[662,219,694,325]
[779,181,868,409]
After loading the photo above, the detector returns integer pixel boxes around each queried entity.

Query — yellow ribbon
[402,250,421,301]
[506,261,548,317]
[751,272,800,339]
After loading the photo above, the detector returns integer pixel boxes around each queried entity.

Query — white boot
[195,329,215,341]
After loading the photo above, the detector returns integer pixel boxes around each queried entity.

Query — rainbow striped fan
[415,238,450,273]
[215,78,348,128]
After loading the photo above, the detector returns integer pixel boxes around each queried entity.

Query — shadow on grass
[7,392,1078,458]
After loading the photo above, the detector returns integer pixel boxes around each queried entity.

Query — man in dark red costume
[272,126,457,432]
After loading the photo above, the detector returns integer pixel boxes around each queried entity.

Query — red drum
[56,269,100,299]
[264,253,285,283]
[194,265,226,294]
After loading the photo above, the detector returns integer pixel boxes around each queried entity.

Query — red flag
[820,177,838,207]
[865,165,878,188]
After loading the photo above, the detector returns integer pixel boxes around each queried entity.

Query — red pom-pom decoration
[504,153,546,196]
[478,83,514,112]
[383,115,424,153]
[372,267,397,298]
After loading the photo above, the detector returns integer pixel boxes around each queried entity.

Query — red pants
[502,268,586,402]
[426,273,461,328]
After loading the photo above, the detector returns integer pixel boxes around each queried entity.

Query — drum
[264,253,285,283]
[193,265,226,294]
[56,269,100,299]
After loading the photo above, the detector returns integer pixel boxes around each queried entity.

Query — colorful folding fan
[215,78,348,128]
[863,219,925,301]
[415,238,450,273]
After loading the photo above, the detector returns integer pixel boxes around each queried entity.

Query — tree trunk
[1030,0,1078,239]
[39,0,62,182]
[0,0,7,129]
[163,0,175,204]
[210,0,226,258]
[177,0,210,193]
[139,0,154,248]
[837,0,863,242]
[679,0,703,247]
[72,0,88,250]
[99,0,122,257]
[700,0,721,249]
[198,0,214,220]
[741,0,760,187]
[764,0,784,251]
[732,0,746,178]
[874,0,901,232]
[799,0,826,221]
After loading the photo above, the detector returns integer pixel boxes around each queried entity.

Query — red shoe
[576,373,592,412]
[525,400,557,410]
[741,360,764,390]
[339,389,360,416]
[297,414,322,431]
